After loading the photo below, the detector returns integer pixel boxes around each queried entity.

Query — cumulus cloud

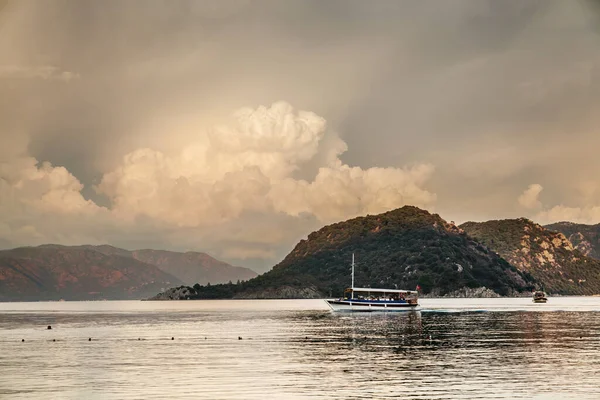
[269,162,435,222]
[518,184,543,209]
[0,102,435,269]
[0,156,98,214]
[0,152,106,247]
[536,205,600,225]
[97,102,435,225]
[530,181,600,224]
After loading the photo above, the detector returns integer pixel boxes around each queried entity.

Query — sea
[1,297,599,400]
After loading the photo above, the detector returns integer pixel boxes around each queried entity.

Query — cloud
[0,156,98,214]
[0,102,435,270]
[0,65,79,81]
[97,102,435,225]
[518,184,543,209]
[269,162,435,222]
[530,181,600,224]
[536,205,600,225]
[2,0,600,270]
[0,153,106,247]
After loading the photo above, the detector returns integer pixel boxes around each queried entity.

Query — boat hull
[325,299,420,312]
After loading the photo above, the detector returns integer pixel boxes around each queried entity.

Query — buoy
[47,326,52,330]
[53,339,56,342]
[171,337,174,340]
[88,338,92,341]
[138,338,141,341]
[21,339,24,342]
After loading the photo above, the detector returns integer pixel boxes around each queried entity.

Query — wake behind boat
[325,254,420,312]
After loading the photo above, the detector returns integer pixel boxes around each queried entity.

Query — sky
[1,0,600,272]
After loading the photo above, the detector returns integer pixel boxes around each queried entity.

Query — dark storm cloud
[1,0,600,271]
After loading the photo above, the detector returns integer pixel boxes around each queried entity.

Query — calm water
[1,297,600,399]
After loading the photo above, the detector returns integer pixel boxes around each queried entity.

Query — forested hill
[152,206,535,299]
[461,219,600,295]
[0,246,181,301]
[0,244,256,301]
[545,222,600,260]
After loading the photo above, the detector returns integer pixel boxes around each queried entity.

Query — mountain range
[155,207,539,299]
[73,245,257,285]
[5,207,600,301]
[545,222,600,260]
[461,219,600,295]
[153,206,600,300]
[0,245,257,301]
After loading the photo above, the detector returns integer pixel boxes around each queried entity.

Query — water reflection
[0,301,599,400]
[283,310,600,399]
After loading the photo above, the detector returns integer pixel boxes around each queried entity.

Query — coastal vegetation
[461,219,600,295]
[158,207,535,299]
[546,222,600,260]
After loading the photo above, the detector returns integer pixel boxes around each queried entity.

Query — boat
[532,291,548,303]
[325,254,420,312]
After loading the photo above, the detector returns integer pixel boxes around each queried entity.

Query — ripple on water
[0,299,599,399]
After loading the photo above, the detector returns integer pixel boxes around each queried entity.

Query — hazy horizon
[2,0,600,272]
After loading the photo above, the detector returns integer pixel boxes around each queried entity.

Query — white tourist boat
[325,255,420,312]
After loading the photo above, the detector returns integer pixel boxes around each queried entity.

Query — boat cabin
[532,291,548,303]
[344,287,419,305]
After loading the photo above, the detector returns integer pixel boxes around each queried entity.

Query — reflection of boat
[533,291,548,303]
[325,254,420,312]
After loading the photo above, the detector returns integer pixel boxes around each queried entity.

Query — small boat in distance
[325,254,420,312]
[533,291,548,303]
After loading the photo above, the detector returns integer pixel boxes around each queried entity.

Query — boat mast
[351,253,355,298]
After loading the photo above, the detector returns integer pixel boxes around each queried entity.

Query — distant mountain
[545,222,600,260]
[0,244,257,301]
[66,245,257,285]
[461,219,600,295]
[0,246,181,301]
[129,249,257,285]
[155,206,535,299]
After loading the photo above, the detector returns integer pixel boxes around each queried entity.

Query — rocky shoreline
[147,285,533,300]
[422,286,532,298]
[147,286,197,300]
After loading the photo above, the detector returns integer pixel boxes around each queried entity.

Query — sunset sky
[1,0,600,272]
